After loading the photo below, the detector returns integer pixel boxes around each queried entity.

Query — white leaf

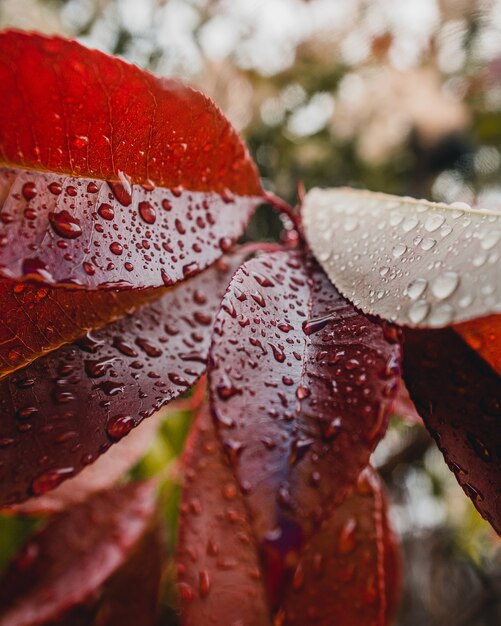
[302,187,501,327]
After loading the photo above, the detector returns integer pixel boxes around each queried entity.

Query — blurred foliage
[0,0,500,624]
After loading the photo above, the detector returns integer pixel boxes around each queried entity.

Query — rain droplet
[408,300,430,324]
[49,211,82,239]
[138,201,156,224]
[431,271,459,300]
[406,278,428,300]
[392,243,407,258]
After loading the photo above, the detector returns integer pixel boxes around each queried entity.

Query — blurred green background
[0,1,500,624]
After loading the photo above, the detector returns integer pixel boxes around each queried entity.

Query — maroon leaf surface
[278,467,401,626]
[177,409,401,626]
[403,328,501,533]
[4,407,163,515]
[176,406,271,626]
[209,250,401,596]
[0,481,163,626]
[0,249,250,506]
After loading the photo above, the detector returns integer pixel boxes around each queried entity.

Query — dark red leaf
[0,277,158,377]
[177,409,401,626]
[208,250,401,598]
[278,467,401,626]
[0,481,163,626]
[176,406,271,626]
[5,407,163,515]
[0,249,250,506]
[403,328,501,533]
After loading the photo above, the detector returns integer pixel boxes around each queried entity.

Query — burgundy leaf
[278,467,401,626]
[4,407,163,515]
[176,406,271,626]
[0,249,250,505]
[209,250,401,598]
[0,166,258,289]
[177,409,401,626]
[0,481,163,626]
[403,328,501,532]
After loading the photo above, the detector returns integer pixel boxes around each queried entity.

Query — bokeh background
[0,1,500,624]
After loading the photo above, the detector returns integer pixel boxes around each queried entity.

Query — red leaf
[0,166,258,289]
[0,31,262,373]
[177,409,401,626]
[455,314,501,377]
[176,406,271,626]
[0,249,250,505]
[403,328,501,532]
[4,407,163,515]
[0,278,158,377]
[208,250,401,598]
[0,481,163,626]
[278,467,401,626]
[0,31,261,195]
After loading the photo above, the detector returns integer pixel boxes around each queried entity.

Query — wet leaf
[177,410,401,626]
[0,31,262,373]
[4,407,164,515]
[209,250,401,597]
[0,481,163,626]
[302,188,501,328]
[176,406,271,626]
[0,278,158,378]
[403,328,501,533]
[279,467,401,626]
[0,249,249,505]
[455,314,501,376]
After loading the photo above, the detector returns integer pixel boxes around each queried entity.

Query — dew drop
[49,210,82,239]
[408,300,430,324]
[138,201,156,224]
[106,414,134,440]
[392,243,407,258]
[406,278,428,300]
[431,271,459,300]
[22,182,37,201]
[98,203,114,220]
[424,213,445,232]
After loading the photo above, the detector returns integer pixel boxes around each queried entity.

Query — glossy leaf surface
[0,166,257,289]
[279,467,401,626]
[0,277,158,378]
[403,328,501,532]
[0,481,163,626]
[0,250,249,505]
[177,410,401,626]
[177,406,271,626]
[4,407,163,515]
[302,188,501,327]
[0,31,261,195]
[0,30,261,373]
[209,250,401,589]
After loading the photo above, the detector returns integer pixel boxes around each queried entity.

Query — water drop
[431,271,459,300]
[22,182,37,201]
[138,201,156,224]
[49,210,82,239]
[406,278,428,300]
[107,414,134,440]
